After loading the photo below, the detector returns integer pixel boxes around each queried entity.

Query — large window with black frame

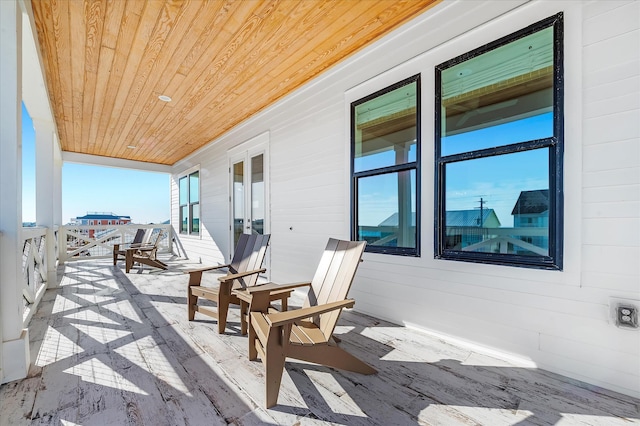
[435,13,563,269]
[351,75,420,256]
[179,170,200,235]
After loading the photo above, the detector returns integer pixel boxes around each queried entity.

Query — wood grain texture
[1,257,638,424]
[30,0,440,165]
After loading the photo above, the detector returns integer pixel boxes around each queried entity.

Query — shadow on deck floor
[1,257,639,425]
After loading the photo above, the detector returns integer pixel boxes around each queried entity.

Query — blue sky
[442,113,551,225]
[22,103,36,221]
[356,113,552,227]
[22,103,170,224]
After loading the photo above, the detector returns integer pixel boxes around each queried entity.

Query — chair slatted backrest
[229,233,270,290]
[303,238,366,339]
[147,229,164,252]
[140,228,154,245]
[131,229,146,245]
[132,230,163,258]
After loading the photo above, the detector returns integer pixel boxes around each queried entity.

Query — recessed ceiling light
[127,145,136,149]
[158,95,172,102]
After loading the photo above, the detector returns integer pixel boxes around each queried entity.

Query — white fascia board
[62,151,172,174]
[20,0,54,124]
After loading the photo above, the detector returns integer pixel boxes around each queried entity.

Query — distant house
[72,212,132,237]
[511,190,549,251]
[511,189,549,227]
[445,209,501,250]
[372,209,502,250]
[378,212,413,228]
[446,209,501,228]
[359,212,417,248]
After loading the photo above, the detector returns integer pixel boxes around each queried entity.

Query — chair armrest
[114,242,143,251]
[184,264,231,275]
[126,241,152,249]
[245,281,311,295]
[265,299,355,327]
[219,268,266,282]
[132,245,156,253]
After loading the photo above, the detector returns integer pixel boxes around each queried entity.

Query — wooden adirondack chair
[126,229,168,273]
[113,228,147,266]
[243,238,376,408]
[187,233,292,334]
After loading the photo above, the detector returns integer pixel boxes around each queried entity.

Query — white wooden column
[34,118,61,287]
[0,0,29,384]
[53,132,64,266]
[53,132,63,228]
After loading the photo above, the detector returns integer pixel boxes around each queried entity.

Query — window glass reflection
[179,177,188,205]
[441,27,554,156]
[191,204,200,234]
[251,155,264,235]
[354,83,417,173]
[444,149,550,256]
[189,172,199,203]
[357,170,416,249]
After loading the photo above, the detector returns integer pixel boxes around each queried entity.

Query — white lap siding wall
[171,0,640,398]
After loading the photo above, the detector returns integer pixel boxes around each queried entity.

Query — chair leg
[240,300,249,335]
[264,334,287,408]
[125,250,134,273]
[248,337,258,361]
[187,286,197,321]
[217,295,229,334]
[248,292,273,360]
[187,271,202,321]
[248,314,258,361]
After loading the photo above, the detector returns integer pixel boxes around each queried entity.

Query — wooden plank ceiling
[31,0,439,166]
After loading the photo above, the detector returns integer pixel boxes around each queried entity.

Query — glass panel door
[251,154,265,236]
[232,160,245,248]
[229,149,268,256]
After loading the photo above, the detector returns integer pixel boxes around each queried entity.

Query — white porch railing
[360,224,549,255]
[58,224,173,263]
[18,224,173,327]
[447,226,549,255]
[21,226,52,324]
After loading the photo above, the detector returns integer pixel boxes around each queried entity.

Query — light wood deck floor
[1,257,639,425]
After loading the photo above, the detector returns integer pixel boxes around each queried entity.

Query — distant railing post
[58,226,67,264]
[167,225,174,254]
[45,227,58,287]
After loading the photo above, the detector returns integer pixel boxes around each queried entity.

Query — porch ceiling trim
[62,151,172,174]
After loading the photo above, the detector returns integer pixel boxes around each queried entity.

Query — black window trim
[179,169,200,236]
[351,74,421,257]
[434,12,564,270]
